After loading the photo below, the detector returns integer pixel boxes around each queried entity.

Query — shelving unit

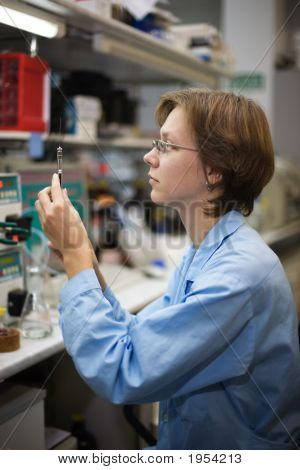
[20,0,233,86]
[0,131,150,149]
[0,2,234,151]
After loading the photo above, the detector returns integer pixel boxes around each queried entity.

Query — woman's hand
[35,174,93,278]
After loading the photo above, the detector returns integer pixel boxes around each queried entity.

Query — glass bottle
[19,266,52,339]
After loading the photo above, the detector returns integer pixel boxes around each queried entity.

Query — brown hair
[155,88,275,216]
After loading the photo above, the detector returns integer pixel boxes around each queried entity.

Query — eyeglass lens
[152,140,166,152]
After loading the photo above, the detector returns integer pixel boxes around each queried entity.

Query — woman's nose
[143,148,159,167]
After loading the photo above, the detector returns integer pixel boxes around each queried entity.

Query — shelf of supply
[0,131,32,141]
[0,131,37,143]
[0,132,93,146]
[47,133,96,146]
[23,0,233,86]
[0,131,151,149]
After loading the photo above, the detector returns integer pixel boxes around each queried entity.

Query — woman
[36,89,300,449]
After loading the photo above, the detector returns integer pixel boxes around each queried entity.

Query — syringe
[57,145,63,187]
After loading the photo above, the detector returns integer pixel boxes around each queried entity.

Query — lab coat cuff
[59,268,101,305]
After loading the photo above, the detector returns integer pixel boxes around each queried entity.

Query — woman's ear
[206,167,223,187]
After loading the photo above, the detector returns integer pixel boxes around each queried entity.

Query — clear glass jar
[19,266,52,339]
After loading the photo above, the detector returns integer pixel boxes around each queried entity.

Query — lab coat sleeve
[59,267,254,404]
[103,285,170,318]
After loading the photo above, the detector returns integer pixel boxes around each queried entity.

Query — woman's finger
[51,173,64,204]
[38,186,53,211]
[35,200,45,225]
[48,241,63,261]
[48,241,57,251]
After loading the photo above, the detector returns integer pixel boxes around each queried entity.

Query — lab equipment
[0,174,26,309]
[57,145,63,186]
[0,173,29,247]
[0,173,22,237]
[0,250,24,309]
[0,221,29,245]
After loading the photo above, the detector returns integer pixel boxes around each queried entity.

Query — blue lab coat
[59,210,300,449]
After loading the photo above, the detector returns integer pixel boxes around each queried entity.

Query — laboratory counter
[0,263,171,382]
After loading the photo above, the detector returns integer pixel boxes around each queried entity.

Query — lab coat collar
[190,210,245,271]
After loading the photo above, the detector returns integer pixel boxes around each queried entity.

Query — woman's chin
[150,190,164,204]
[150,190,172,207]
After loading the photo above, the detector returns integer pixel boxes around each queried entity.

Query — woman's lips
[149,174,159,182]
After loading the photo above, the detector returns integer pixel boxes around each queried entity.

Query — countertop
[0,264,172,381]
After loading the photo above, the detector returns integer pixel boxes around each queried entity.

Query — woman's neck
[178,203,220,248]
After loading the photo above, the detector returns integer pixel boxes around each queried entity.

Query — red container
[0,53,49,132]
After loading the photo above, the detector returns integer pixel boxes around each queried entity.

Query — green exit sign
[229,73,265,91]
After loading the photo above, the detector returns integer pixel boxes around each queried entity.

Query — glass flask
[19,266,53,339]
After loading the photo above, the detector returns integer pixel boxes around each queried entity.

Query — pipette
[57,145,63,186]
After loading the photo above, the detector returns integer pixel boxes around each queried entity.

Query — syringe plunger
[57,146,63,186]
[57,146,63,159]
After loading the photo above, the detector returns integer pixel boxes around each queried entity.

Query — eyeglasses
[152,139,198,154]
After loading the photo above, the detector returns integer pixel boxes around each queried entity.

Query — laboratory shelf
[24,0,233,86]
[0,131,151,149]
[47,133,96,147]
[0,132,94,146]
[0,131,33,141]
